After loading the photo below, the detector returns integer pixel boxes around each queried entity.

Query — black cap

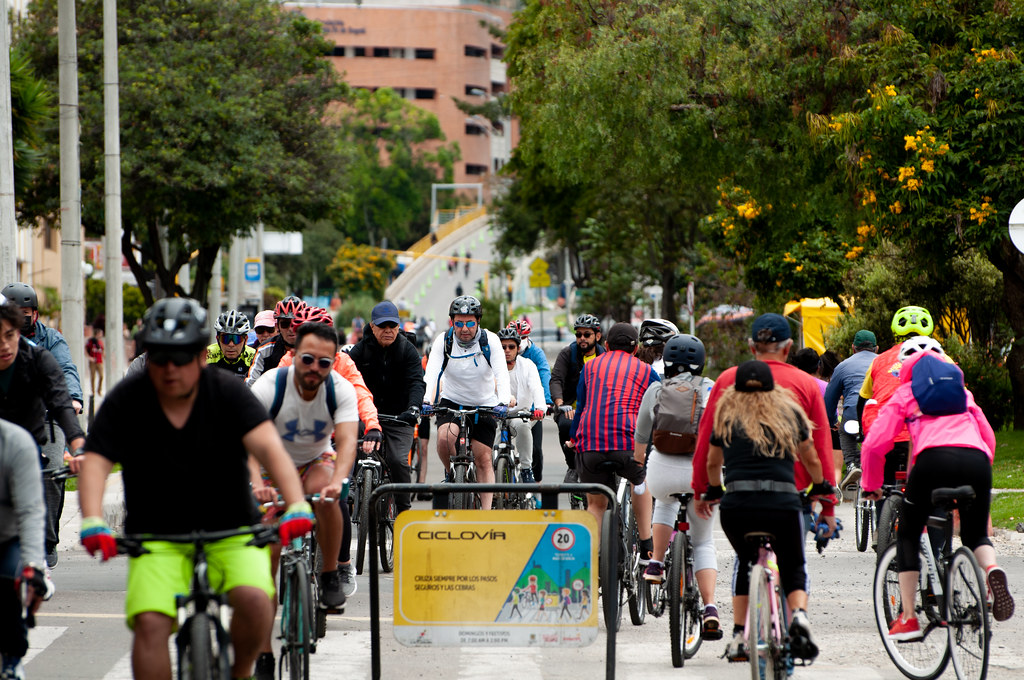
[735,360,774,392]
[606,322,638,351]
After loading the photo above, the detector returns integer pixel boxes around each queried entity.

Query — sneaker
[840,466,862,491]
[319,570,347,610]
[643,561,664,584]
[339,562,358,598]
[725,631,749,662]
[788,609,819,659]
[43,567,55,601]
[520,468,535,484]
[888,615,923,641]
[563,468,579,484]
[46,548,58,569]
[987,566,1015,622]
[702,604,723,640]
[254,652,275,680]
[0,660,25,680]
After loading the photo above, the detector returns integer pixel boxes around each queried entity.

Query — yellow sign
[529,257,548,274]
[529,273,552,288]
[394,509,598,647]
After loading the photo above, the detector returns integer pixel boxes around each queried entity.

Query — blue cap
[751,313,791,343]
[371,301,401,326]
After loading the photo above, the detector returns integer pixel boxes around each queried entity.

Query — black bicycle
[428,405,505,510]
[876,470,908,559]
[598,465,645,631]
[352,416,408,575]
[491,410,535,510]
[116,525,277,680]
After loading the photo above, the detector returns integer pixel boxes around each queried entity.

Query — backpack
[651,374,703,455]
[433,327,492,402]
[911,356,967,416]
[269,365,337,420]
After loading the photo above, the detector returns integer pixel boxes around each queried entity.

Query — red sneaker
[888,615,923,642]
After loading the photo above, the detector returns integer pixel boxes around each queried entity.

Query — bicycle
[597,465,646,631]
[427,405,504,511]
[116,525,277,680]
[352,415,408,575]
[876,471,908,559]
[491,410,535,510]
[873,485,990,680]
[644,492,703,667]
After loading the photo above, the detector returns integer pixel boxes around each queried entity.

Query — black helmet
[1,283,37,309]
[449,295,482,318]
[136,297,210,351]
[663,333,706,375]
[639,318,680,347]
[573,313,601,331]
[497,327,520,344]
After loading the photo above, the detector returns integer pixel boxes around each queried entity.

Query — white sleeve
[422,334,446,405]
[330,372,360,424]
[249,368,278,409]
[489,331,512,404]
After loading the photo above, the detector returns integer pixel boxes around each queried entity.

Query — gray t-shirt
[0,419,46,568]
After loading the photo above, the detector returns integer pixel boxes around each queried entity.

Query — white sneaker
[43,567,55,601]
[340,562,357,597]
[0,660,25,680]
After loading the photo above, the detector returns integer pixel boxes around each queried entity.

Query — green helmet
[891,306,933,338]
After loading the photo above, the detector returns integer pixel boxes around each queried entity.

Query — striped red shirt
[570,350,659,452]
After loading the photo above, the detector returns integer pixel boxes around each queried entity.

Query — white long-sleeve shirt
[424,329,511,407]
[508,356,546,412]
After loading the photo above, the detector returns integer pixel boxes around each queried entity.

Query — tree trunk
[189,245,221,307]
[991,238,1024,429]
[122,226,153,306]
[660,266,677,321]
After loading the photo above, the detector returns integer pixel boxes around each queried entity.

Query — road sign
[1009,198,1024,253]
[529,257,549,274]
[529,272,551,288]
[394,509,598,647]
[243,259,261,282]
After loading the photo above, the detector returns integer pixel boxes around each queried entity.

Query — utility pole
[0,0,18,283]
[103,0,125,383]
[59,0,86,384]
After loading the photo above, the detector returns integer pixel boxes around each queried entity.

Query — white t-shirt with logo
[251,366,359,466]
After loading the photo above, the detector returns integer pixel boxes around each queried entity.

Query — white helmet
[898,335,944,363]
[638,318,680,347]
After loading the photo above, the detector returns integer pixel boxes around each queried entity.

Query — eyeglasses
[575,331,595,339]
[278,318,293,329]
[255,327,274,334]
[453,320,477,329]
[300,353,333,370]
[376,322,399,330]
[220,333,244,345]
[148,349,196,367]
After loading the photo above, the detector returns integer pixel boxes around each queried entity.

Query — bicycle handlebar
[116,524,278,557]
[260,493,337,509]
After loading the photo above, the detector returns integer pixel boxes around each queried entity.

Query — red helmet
[293,306,333,330]
[274,295,306,320]
[508,318,532,338]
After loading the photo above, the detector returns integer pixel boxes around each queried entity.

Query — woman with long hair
[704,360,829,662]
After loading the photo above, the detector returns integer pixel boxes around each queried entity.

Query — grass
[993,430,1024,489]
[991,493,1024,531]
[63,463,121,492]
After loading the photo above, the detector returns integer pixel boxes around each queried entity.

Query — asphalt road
[27,419,1024,679]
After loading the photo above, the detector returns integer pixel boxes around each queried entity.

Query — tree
[16,0,352,305]
[9,47,53,202]
[327,239,395,299]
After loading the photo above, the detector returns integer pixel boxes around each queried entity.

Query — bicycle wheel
[493,456,512,510]
[378,492,396,573]
[356,473,372,575]
[451,463,468,510]
[668,534,686,667]
[467,465,482,510]
[310,540,327,640]
[599,508,618,631]
[178,613,215,680]
[877,496,903,560]
[683,550,703,659]
[873,543,950,680]
[646,556,666,619]
[282,564,312,680]
[626,509,646,626]
[856,490,872,553]
[748,565,778,680]
[947,547,990,680]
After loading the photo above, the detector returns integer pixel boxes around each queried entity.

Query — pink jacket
[860,352,995,492]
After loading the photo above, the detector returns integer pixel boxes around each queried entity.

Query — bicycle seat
[931,485,975,507]
[743,531,775,544]
[595,459,625,472]
[670,492,694,504]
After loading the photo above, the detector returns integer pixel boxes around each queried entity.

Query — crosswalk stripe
[25,626,66,666]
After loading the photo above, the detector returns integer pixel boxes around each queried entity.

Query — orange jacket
[279,350,380,432]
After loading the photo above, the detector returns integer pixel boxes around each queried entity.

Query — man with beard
[550,314,604,483]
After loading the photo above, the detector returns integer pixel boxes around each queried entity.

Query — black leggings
[555,411,574,468]
[897,446,992,572]
[721,506,807,597]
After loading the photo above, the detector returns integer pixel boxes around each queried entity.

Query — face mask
[21,316,33,336]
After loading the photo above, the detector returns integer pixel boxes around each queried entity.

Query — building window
[465,85,488,96]
[330,46,345,57]
[490,44,505,59]
[353,47,366,57]
[465,122,487,136]
[464,45,486,58]
[466,163,488,175]
[414,89,436,100]
[414,48,435,59]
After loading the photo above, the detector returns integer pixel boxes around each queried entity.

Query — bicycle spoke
[947,547,990,680]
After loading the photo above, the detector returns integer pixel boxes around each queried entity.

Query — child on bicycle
[703,360,829,662]
[861,337,1013,640]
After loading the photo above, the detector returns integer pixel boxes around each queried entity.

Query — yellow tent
[783,298,842,354]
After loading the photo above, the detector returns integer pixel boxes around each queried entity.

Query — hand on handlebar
[251,481,277,504]
[81,516,118,561]
[492,405,509,418]
[362,428,382,453]
[420,403,433,417]
[531,408,545,421]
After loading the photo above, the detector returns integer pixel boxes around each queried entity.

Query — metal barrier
[368,482,619,680]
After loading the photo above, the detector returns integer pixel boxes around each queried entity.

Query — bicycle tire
[749,564,777,680]
[179,613,215,680]
[493,456,511,510]
[947,546,990,680]
[683,547,703,659]
[356,473,372,575]
[876,496,903,560]
[855,490,872,553]
[599,508,618,632]
[378,493,396,573]
[311,541,327,640]
[467,465,481,510]
[283,564,312,680]
[872,543,950,680]
[626,508,646,626]
[668,533,686,667]
[451,463,469,510]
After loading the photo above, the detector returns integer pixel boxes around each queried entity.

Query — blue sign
[244,260,261,282]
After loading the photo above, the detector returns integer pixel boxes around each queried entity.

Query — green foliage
[9,47,53,200]
[943,336,1013,433]
[263,286,287,311]
[265,219,348,295]
[335,293,377,332]
[327,240,395,299]
[993,430,1024,488]
[84,280,148,327]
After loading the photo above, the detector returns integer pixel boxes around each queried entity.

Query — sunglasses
[575,331,595,339]
[148,349,196,367]
[300,353,333,370]
[220,333,245,345]
[376,322,399,330]
[278,318,293,329]
[454,320,477,329]
[255,327,274,334]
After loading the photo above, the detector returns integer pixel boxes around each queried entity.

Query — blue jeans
[0,537,28,661]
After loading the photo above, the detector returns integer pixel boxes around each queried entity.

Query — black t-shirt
[710,404,808,512]
[86,369,270,534]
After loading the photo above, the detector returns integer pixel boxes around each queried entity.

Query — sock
[733,624,744,636]
[639,537,654,560]
[633,480,647,495]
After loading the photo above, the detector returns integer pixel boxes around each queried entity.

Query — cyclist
[247,295,307,385]
[250,310,276,349]
[691,313,837,660]
[347,300,426,515]
[498,327,546,483]
[250,320,359,678]
[550,313,604,483]
[861,338,1014,637]
[823,329,878,491]
[507,318,552,481]
[636,317,680,375]
[704,360,830,661]
[423,295,511,511]
[1,282,84,570]
[634,334,720,638]
[857,306,933,488]
[0,417,49,680]
[77,297,310,680]
[207,309,256,380]
[570,322,657,539]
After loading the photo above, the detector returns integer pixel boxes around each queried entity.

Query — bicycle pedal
[320,605,344,615]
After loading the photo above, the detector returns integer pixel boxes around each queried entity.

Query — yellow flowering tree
[327,240,396,299]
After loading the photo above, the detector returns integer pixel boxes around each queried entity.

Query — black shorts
[575,450,646,490]
[418,415,431,442]
[435,398,498,448]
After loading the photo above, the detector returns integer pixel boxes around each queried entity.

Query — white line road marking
[24,626,66,666]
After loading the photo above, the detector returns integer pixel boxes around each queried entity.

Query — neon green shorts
[124,532,274,628]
